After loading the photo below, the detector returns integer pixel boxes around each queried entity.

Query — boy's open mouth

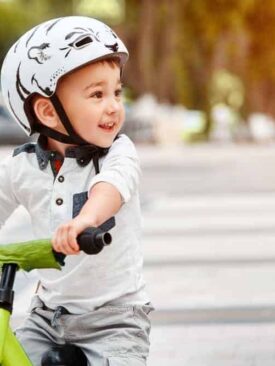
[99,122,116,131]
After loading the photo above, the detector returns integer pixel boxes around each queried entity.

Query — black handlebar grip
[77,227,112,255]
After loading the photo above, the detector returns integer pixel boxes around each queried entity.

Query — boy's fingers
[59,227,79,255]
[68,227,80,252]
[52,224,80,255]
[52,231,61,252]
[54,227,68,254]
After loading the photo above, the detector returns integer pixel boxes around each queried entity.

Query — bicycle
[0,219,114,366]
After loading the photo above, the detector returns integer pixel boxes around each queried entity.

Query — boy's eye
[115,88,122,97]
[90,91,103,98]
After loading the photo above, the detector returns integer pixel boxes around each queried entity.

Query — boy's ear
[32,95,59,128]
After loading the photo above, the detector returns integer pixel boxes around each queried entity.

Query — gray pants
[16,295,154,366]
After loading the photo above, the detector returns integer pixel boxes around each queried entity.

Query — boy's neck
[46,137,75,156]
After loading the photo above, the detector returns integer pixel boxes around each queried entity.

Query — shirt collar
[35,135,109,170]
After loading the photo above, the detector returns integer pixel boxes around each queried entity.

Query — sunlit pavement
[2,142,275,365]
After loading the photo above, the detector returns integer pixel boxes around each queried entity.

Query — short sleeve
[0,155,19,227]
[88,134,141,203]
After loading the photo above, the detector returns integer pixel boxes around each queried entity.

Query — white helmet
[1,16,128,144]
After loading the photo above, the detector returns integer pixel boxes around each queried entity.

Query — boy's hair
[1,16,128,145]
[97,56,121,69]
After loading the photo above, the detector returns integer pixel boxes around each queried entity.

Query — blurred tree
[2,0,275,127]
[0,0,75,66]
[179,0,255,133]
[123,0,275,132]
[243,0,275,117]
[76,0,125,24]
[136,0,156,94]
[124,0,182,102]
[0,1,37,63]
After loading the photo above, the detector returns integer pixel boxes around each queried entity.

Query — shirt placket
[50,159,73,232]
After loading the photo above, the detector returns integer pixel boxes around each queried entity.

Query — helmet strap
[49,94,88,145]
[34,123,82,144]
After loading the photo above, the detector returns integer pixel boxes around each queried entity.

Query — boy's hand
[52,217,92,255]
[52,182,121,255]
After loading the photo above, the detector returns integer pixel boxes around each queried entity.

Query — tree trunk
[135,0,157,94]
[155,0,179,103]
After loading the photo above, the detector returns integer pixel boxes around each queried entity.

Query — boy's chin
[88,137,116,148]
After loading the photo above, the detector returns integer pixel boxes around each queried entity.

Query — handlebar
[0,217,116,271]
[53,226,112,266]
[77,227,112,254]
[0,222,115,311]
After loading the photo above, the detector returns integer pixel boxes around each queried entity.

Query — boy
[0,16,153,365]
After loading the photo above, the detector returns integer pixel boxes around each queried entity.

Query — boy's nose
[106,98,120,114]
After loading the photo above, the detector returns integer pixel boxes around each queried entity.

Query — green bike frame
[0,308,32,366]
[0,226,112,365]
[0,239,61,366]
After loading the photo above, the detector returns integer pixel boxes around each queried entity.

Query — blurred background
[1,0,275,144]
[2,1,275,365]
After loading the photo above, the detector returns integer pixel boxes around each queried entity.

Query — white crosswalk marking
[144,193,275,365]
[142,193,275,316]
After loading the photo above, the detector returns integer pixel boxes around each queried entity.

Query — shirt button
[56,198,63,206]
[58,175,64,183]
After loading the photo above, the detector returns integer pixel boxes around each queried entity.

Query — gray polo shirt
[0,134,149,313]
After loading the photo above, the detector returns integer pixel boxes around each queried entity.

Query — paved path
[139,144,275,365]
[142,191,275,365]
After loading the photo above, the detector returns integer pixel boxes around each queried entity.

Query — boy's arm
[78,182,122,228]
[52,135,140,255]
[52,182,122,254]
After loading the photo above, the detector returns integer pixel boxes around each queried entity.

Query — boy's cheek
[120,108,126,124]
[118,118,125,132]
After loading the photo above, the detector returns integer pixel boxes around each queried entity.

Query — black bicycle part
[41,344,88,366]
[0,263,18,313]
[53,218,115,266]
[77,226,112,254]
[99,216,115,232]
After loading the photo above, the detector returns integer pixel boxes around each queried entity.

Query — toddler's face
[56,61,125,147]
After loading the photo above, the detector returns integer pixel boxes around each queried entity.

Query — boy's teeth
[101,123,114,127]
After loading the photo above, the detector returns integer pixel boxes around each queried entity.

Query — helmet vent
[74,36,93,49]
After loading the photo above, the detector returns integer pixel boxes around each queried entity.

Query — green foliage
[0,0,55,67]
[209,70,245,109]
[0,0,123,67]
[1,0,275,117]
[0,2,34,64]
